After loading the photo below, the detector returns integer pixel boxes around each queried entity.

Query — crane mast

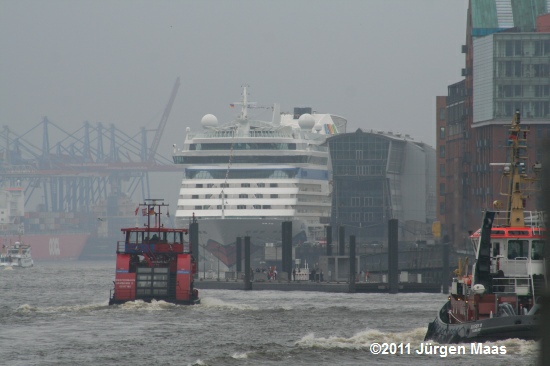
[148,77,180,162]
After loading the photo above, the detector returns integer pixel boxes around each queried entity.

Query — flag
[167,210,170,217]
[142,208,147,216]
[134,207,139,216]
[148,208,155,216]
[229,104,234,108]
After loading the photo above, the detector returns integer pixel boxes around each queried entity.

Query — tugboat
[109,199,200,305]
[425,110,545,343]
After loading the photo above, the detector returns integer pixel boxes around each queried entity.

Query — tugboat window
[531,240,545,260]
[508,240,529,259]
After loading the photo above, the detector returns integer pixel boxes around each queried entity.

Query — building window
[356,165,368,175]
[351,197,361,206]
[439,108,446,120]
[439,127,445,139]
[440,183,445,196]
[364,197,373,206]
[439,146,446,158]
[440,164,445,177]
[439,202,445,215]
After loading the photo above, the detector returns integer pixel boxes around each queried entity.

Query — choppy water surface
[0,261,540,365]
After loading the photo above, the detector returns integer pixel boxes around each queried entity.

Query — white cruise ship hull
[181,217,308,247]
[179,216,308,270]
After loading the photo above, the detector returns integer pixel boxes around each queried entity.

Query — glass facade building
[327,129,436,243]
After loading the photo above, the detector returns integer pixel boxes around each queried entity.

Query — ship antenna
[241,84,249,120]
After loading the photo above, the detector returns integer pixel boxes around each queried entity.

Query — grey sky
[1,0,467,148]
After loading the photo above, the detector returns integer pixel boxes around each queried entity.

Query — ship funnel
[272,103,281,126]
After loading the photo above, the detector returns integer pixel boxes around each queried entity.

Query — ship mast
[505,108,543,228]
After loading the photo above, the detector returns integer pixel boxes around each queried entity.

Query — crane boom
[149,77,180,162]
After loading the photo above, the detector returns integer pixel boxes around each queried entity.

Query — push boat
[424,110,545,343]
[109,199,200,305]
[1,241,34,268]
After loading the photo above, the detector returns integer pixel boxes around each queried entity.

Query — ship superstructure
[172,87,346,260]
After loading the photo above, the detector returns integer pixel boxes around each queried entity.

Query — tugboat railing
[492,277,531,296]
[489,210,546,229]
[500,257,529,277]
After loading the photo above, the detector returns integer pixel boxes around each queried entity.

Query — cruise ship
[172,87,346,268]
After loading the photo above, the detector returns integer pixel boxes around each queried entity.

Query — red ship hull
[0,233,90,260]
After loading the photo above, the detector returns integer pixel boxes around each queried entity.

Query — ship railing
[492,277,531,296]
[186,130,295,139]
[491,210,546,229]
[500,257,529,277]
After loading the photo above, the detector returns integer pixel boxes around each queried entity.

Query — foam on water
[231,352,249,359]
[15,301,109,314]
[118,299,178,311]
[199,296,260,311]
[187,359,205,366]
[479,338,539,355]
[296,327,427,350]
[296,327,539,357]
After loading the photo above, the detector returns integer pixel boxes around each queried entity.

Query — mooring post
[349,235,356,293]
[388,219,399,294]
[236,237,242,279]
[282,221,292,281]
[338,226,345,256]
[326,225,332,256]
[442,235,450,294]
[189,220,199,279]
[244,236,252,290]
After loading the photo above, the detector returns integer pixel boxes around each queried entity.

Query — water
[0,261,540,365]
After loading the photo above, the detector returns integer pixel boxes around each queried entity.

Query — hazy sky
[1,0,468,201]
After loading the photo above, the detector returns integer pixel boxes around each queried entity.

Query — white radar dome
[201,114,218,128]
[298,113,315,130]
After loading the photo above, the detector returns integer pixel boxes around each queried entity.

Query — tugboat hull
[425,301,539,343]
[109,297,200,306]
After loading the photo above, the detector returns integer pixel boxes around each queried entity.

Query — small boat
[109,199,200,305]
[1,241,34,268]
[424,110,545,343]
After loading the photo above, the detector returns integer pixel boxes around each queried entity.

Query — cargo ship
[109,199,200,305]
[424,110,545,343]
[0,187,91,260]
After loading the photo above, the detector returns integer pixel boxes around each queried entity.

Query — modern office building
[327,129,436,244]
[437,1,550,251]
